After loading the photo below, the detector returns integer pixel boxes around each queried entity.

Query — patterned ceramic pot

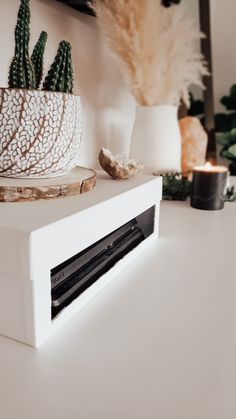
[0,88,82,178]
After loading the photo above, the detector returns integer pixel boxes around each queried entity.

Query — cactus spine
[43,41,74,94]
[31,31,48,88]
[9,0,35,89]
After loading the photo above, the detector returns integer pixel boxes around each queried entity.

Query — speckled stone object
[0,88,82,178]
[0,166,96,202]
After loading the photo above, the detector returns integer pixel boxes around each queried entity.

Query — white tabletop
[0,197,236,419]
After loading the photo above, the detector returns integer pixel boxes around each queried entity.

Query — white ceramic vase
[130,105,181,173]
[0,88,82,178]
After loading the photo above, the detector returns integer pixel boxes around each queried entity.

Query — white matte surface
[0,193,235,418]
[0,171,158,232]
[0,172,162,346]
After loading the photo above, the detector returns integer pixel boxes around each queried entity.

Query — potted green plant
[0,0,82,178]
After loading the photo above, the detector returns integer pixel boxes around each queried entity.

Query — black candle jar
[191,163,228,210]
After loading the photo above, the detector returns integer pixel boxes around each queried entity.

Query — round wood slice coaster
[0,166,96,202]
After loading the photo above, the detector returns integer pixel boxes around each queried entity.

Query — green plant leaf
[225,186,236,201]
[230,84,236,98]
[221,96,233,109]
[215,113,232,132]
[229,162,236,175]
[229,127,236,141]
[230,113,236,129]
[216,133,231,146]
[161,173,191,201]
[222,149,236,159]
[228,144,236,157]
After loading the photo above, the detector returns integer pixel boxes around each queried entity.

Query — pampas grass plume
[95,0,208,107]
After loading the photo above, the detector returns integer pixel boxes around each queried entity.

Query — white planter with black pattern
[0,88,82,178]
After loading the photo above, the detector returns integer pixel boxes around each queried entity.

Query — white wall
[0,0,135,168]
[210,0,236,113]
[182,0,236,113]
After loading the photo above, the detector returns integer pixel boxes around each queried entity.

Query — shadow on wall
[35,0,136,167]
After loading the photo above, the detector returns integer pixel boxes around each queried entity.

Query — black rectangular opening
[51,206,155,319]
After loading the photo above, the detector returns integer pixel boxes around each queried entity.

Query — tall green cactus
[8,0,74,94]
[31,31,48,88]
[43,40,74,94]
[63,43,73,94]
[8,0,35,89]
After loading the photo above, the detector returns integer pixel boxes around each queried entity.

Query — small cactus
[9,0,35,89]
[9,0,74,94]
[43,40,73,94]
[31,31,48,88]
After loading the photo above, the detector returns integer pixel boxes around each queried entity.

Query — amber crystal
[179,116,208,175]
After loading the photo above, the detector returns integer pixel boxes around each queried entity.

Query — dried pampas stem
[155,5,208,107]
[95,1,208,107]
[95,0,161,106]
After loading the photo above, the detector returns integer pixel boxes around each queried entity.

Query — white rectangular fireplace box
[0,173,162,347]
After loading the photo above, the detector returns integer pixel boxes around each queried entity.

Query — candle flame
[204,162,212,171]
[194,162,228,173]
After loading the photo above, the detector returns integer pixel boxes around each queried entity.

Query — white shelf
[0,172,162,347]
